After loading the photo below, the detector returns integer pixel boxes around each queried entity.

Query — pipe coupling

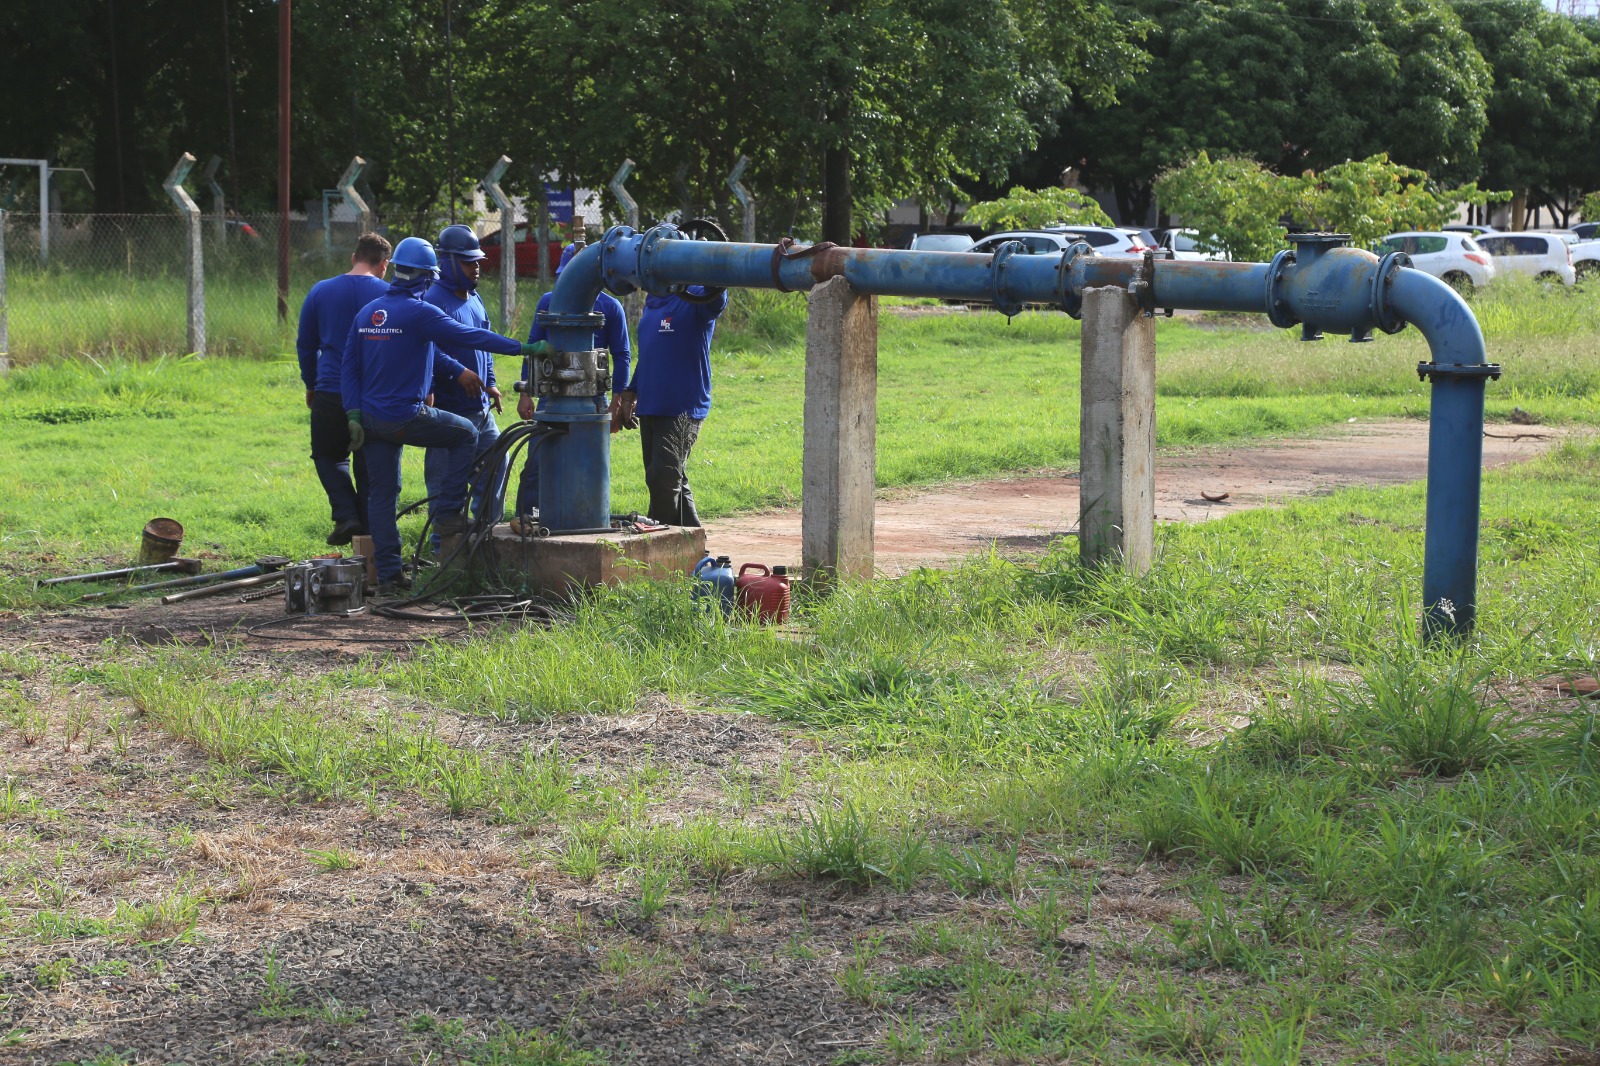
[532,349,612,399]
[599,224,643,295]
[1052,241,1094,319]
[629,222,685,297]
[989,241,1025,317]
[1370,251,1412,336]
[1264,249,1298,329]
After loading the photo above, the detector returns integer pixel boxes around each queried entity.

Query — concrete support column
[1079,285,1155,571]
[802,276,878,581]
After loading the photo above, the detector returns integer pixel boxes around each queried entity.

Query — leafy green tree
[1153,154,1299,262]
[1294,155,1509,248]
[1462,0,1600,226]
[1035,0,1490,224]
[963,187,1112,230]
[1582,192,1600,223]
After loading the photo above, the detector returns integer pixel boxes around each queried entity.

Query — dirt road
[705,420,1564,574]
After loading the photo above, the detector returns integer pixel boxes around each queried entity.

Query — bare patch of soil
[706,420,1568,574]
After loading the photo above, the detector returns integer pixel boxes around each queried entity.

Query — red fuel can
[735,563,792,623]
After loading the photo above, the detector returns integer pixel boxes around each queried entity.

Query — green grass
[4,278,1598,608]
[33,437,1600,1059]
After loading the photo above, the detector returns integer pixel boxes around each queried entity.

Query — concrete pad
[485,525,707,596]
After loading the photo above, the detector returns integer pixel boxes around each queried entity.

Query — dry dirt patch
[706,419,1566,574]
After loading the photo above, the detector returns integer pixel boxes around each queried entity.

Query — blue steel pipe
[544,226,1495,635]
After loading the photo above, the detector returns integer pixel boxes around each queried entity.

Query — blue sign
[544,184,574,224]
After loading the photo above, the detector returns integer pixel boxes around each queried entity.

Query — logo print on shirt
[371,309,388,326]
[658,316,674,333]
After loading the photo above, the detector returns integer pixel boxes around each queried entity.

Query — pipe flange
[632,222,684,297]
[1416,361,1503,382]
[1372,250,1412,335]
[534,310,604,332]
[600,224,640,295]
[1264,249,1298,329]
[989,240,1025,317]
[1052,241,1094,319]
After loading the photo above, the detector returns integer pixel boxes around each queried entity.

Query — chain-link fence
[0,199,623,366]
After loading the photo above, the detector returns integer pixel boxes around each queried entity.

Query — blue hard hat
[436,224,486,261]
[555,242,581,277]
[391,237,438,272]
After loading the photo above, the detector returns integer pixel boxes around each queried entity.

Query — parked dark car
[479,226,564,278]
[1574,222,1600,241]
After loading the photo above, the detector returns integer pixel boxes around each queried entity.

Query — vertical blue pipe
[1386,269,1497,637]
[538,243,615,532]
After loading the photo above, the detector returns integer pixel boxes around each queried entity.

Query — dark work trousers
[638,414,703,527]
[309,390,369,530]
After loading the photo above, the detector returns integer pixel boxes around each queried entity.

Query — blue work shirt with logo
[423,281,499,417]
[523,290,631,393]
[296,273,391,394]
[341,283,522,424]
[632,287,729,420]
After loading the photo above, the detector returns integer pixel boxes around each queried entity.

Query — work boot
[508,513,540,537]
[326,519,363,546]
[370,571,413,599]
[433,511,468,536]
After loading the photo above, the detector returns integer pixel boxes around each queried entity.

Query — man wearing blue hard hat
[423,225,509,548]
[342,235,552,596]
[508,240,633,533]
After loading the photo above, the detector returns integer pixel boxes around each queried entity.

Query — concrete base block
[485,525,707,596]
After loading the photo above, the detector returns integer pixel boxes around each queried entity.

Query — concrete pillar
[1079,285,1155,571]
[802,276,878,581]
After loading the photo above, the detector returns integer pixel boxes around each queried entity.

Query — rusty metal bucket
[137,517,185,566]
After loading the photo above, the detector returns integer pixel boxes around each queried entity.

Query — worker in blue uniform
[509,242,632,533]
[627,283,730,527]
[296,232,392,546]
[423,225,508,548]
[343,236,550,594]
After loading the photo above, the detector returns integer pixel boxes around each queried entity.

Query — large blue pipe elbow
[1387,268,1497,637]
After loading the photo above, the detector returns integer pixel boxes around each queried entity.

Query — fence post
[727,155,756,243]
[1078,286,1155,571]
[163,153,206,357]
[802,276,878,581]
[337,156,373,234]
[0,209,9,373]
[610,159,640,321]
[483,155,516,332]
[203,155,227,245]
[537,183,551,290]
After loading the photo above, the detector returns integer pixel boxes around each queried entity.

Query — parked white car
[1157,227,1231,262]
[1475,232,1577,286]
[1527,230,1600,281]
[1376,231,1495,290]
[969,226,1149,258]
[908,232,976,253]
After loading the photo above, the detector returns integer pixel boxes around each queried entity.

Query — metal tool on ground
[283,557,367,615]
[83,556,292,600]
[160,570,287,605]
[137,517,185,565]
[40,558,202,587]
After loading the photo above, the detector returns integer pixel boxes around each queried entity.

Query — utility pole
[277,0,292,321]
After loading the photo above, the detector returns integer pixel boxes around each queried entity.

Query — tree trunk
[1509,190,1527,231]
[822,106,852,246]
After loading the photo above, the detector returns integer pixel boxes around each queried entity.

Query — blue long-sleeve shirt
[523,290,631,393]
[632,287,730,419]
[342,284,522,424]
[424,282,499,417]
[296,273,391,393]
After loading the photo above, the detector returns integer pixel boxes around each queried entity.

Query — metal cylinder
[536,402,612,533]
